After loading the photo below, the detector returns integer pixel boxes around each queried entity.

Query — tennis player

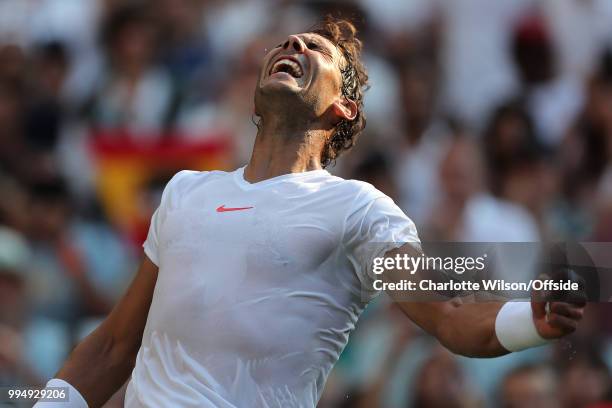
[35,19,585,408]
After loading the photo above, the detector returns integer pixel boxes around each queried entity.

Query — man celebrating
[36,19,585,408]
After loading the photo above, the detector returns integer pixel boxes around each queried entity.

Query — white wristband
[495,301,549,352]
[33,378,89,408]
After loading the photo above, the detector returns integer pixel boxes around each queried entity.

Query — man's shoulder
[158,169,238,209]
[315,176,394,216]
[165,168,234,191]
[316,173,381,194]
[339,178,388,203]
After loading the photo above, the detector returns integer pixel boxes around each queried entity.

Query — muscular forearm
[55,325,138,408]
[74,277,113,316]
[434,302,508,358]
[389,244,585,357]
[38,257,157,407]
[396,299,510,357]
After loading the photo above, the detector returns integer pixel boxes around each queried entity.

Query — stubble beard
[254,83,320,129]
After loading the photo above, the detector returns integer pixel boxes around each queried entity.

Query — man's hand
[531,271,587,339]
[531,300,586,339]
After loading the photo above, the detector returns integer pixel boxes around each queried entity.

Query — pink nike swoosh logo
[216,205,254,213]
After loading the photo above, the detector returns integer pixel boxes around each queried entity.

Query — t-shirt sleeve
[343,191,421,300]
[143,207,162,266]
[143,171,189,266]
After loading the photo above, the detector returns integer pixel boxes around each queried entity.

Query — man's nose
[284,35,305,53]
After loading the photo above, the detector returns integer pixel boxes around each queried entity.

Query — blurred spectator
[154,0,212,85]
[87,4,175,136]
[411,346,482,408]
[0,79,27,177]
[25,41,70,153]
[483,102,541,198]
[0,173,30,233]
[25,178,131,326]
[497,149,558,239]
[542,0,612,81]
[499,363,559,408]
[438,0,532,127]
[175,33,266,163]
[557,347,611,408]
[510,11,584,146]
[424,134,539,241]
[0,226,68,385]
[482,102,559,237]
[555,50,612,240]
[0,43,26,88]
[392,57,451,227]
[19,41,72,183]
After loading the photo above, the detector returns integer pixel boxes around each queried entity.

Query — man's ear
[332,97,358,122]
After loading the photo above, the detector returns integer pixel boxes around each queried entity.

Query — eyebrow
[303,34,334,53]
[274,33,342,64]
[309,34,349,69]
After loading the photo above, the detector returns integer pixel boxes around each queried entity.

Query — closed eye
[305,40,333,59]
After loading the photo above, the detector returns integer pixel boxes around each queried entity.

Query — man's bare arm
[53,256,158,408]
[395,298,507,357]
[383,245,585,358]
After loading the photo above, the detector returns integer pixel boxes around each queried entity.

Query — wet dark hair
[310,17,369,167]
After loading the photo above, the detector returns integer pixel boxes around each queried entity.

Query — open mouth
[269,57,304,79]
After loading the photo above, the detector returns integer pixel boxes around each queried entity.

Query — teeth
[271,58,303,78]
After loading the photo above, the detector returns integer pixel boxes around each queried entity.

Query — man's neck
[244,116,328,183]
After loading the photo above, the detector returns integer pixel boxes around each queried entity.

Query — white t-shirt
[125,167,419,408]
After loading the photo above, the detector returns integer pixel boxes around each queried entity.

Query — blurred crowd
[0,0,612,407]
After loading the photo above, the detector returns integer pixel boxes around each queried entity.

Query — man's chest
[157,190,346,283]
[147,191,359,350]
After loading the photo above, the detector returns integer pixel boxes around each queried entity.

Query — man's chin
[254,78,308,113]
[260,77,303,93]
